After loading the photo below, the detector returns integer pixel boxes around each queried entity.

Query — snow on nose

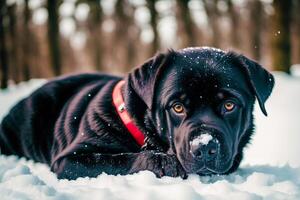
[190,133,213,147]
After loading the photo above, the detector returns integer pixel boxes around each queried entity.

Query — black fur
[0,47,274,180]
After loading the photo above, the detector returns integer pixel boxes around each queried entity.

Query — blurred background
[0,0,299,89]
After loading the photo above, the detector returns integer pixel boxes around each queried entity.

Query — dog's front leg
[51,151,187,180]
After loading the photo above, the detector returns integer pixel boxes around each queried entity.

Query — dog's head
[129,47,274,175]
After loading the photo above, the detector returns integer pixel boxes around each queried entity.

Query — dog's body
[0,47,274,180]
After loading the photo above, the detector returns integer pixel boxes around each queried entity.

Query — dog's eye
[224,101,235,112]
[172,103,185,114]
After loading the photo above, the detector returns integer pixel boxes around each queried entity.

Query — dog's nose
[190,134,219,160]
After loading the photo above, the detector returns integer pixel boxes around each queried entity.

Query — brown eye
[172,103,185,114]
[224,101,235,111]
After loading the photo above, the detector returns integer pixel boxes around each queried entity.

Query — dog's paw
[130,151,187,179]
[160,154,187,179]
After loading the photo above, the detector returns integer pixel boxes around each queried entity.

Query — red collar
[112,80,145,146]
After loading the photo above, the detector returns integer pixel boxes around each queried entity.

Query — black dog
[0,47,274,180]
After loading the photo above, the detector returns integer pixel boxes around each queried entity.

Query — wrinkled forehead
[159,49,251,100]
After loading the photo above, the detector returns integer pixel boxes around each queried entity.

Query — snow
[0,79,46,121]
[242,72,300,168]
[181,46,225,53]
[0,72,300,200]
[0,156,299,200]
[190,133,213,146]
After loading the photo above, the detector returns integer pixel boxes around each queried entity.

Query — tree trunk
[0,0,9,89]
[22,0,31,81]
[203,0,221,47]
[226,0,240,48]
[249,0,263,61]
[176,0,197,47]
[271,0,292,73]
[47,0,62,76]
[8,3,21,83]
[115,0,137,72]
[146,0,159,55]
[89,0,103,71]
[295,0,300,64]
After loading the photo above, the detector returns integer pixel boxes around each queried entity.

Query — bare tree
[249,0,264,61]
[88,0,103,71]
[76,0,104,71]
[176,0,197,47]
[294,0,300,64]
[22,0,31,81]
[203,0,221,47]
[7,3,21,83]
[271,0,292,73]
[47,0,62,76]
[0,0,9,89]
[226,0,240,48]
[146,0,159,55]
[114,0,138,72]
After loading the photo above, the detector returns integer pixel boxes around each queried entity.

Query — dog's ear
[128,51,173,109]
[231,53,275,116]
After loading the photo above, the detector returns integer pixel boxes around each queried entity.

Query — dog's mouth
[189,159,233,176]
[195,165,229,175]
[196,167,216,175]
[177,148,234,175]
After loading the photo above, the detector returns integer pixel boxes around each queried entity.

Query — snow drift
[0,72,300,200]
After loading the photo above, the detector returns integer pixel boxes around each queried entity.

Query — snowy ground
[0,72,300,200]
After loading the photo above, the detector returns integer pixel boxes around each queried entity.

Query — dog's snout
[190,133,219,160]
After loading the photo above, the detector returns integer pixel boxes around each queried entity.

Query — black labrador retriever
[0,47,274,180]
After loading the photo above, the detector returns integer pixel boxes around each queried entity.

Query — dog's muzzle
[187,128,232,174]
